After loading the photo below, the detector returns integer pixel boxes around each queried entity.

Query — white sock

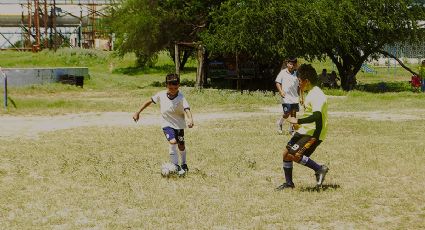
[180,150,187,165]
[169,144,178,165]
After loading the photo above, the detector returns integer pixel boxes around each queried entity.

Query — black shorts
[286,133,322,157]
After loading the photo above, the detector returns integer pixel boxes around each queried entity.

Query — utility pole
[43,0,48,48]
[53,0,57,51]
[33,0,40,51]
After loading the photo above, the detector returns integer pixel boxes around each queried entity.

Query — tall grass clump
[40,48,111,66]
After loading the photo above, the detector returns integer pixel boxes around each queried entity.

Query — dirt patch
[0,111,268,139]
[1,107,424,139]
[263,107,425,121]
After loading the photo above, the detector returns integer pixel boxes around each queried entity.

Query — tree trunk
[169,47,192,71]
[327,51,367,91]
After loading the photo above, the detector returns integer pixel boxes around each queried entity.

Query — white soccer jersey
[275,68,299,104]
[151,90,190,129]
[297,86,328,141]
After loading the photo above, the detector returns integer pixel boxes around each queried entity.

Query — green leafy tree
[108,0,223,68]
[204,0,425,90]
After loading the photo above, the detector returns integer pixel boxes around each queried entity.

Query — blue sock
[303,156,321,172]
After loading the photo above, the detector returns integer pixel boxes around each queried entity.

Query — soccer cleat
[181,164,189,172]
[178,168,186,176]
[275,182,295,191]
[315,165,329,186]
[174,164,186,177]
[174,164,181,171]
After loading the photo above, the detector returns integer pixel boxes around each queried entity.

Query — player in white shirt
[133,74,194,176]
[276,64,329,190]
[275,57,301,135]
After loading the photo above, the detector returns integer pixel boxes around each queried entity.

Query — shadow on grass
[355,81,413,93]
[113,65,197,76]
[299,183,341,192]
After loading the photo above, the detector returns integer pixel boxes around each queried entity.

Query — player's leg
[277,104,290,134]
[162,127,180,169]
[176,129,188,173]
[287,135,329,186]
[302,148,328,186]
[276,134,303,191]
[288,104,299,135]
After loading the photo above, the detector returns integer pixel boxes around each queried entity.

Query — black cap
[166,73,180,84]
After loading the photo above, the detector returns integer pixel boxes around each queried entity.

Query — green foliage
[108,0,223,67]
[203,0,425,90]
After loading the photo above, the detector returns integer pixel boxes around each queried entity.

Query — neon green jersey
[297,86,328,140]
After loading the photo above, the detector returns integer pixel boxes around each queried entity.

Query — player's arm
[275,82,285,97]
[133,99,153,122]
[184,108,194,128]
[287,111,322,124]
[287,111,323,138]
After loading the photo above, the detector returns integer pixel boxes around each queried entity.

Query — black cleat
[174,164,181,172]
[181,164,189,172]
[275,182,295,191]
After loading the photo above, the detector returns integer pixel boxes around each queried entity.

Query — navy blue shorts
[162,127,185,144]
[282,103,300,115]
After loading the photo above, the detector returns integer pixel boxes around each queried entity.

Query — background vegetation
[108,0,425,91]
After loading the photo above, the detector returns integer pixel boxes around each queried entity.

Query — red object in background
[411,75,421,88]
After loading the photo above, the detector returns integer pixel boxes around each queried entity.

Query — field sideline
[0,50,424,228]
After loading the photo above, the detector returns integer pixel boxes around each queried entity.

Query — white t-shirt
[151,90,190,129]
[297,86,328,141]
[275,68,299,104]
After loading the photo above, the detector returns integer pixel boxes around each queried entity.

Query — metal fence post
[1,68,7,109]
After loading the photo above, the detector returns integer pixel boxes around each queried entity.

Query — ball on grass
[161,162,177,177]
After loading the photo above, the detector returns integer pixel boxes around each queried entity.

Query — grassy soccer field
[0,50,424,229]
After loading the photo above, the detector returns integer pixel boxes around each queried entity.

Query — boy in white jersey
[276,64,329,190]
[275,57,301,135]
[133,73,194,176]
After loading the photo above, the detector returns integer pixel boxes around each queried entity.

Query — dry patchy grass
[0,109,424,229]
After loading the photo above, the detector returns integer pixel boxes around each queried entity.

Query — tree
[203,0,425,90]
[108,0,223,68]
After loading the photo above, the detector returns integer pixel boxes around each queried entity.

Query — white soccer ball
[161,162,177,177]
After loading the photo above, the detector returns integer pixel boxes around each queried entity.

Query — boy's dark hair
[298,64,319,85]
[281,56,298,69]
[286,56,297,63]
[166,73,180,84]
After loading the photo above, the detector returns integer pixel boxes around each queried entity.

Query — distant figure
[319,69,329,87]
[275,57,300,135]
[411,74,421,92]
[328,71,339,88]
[419,60,425,79]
